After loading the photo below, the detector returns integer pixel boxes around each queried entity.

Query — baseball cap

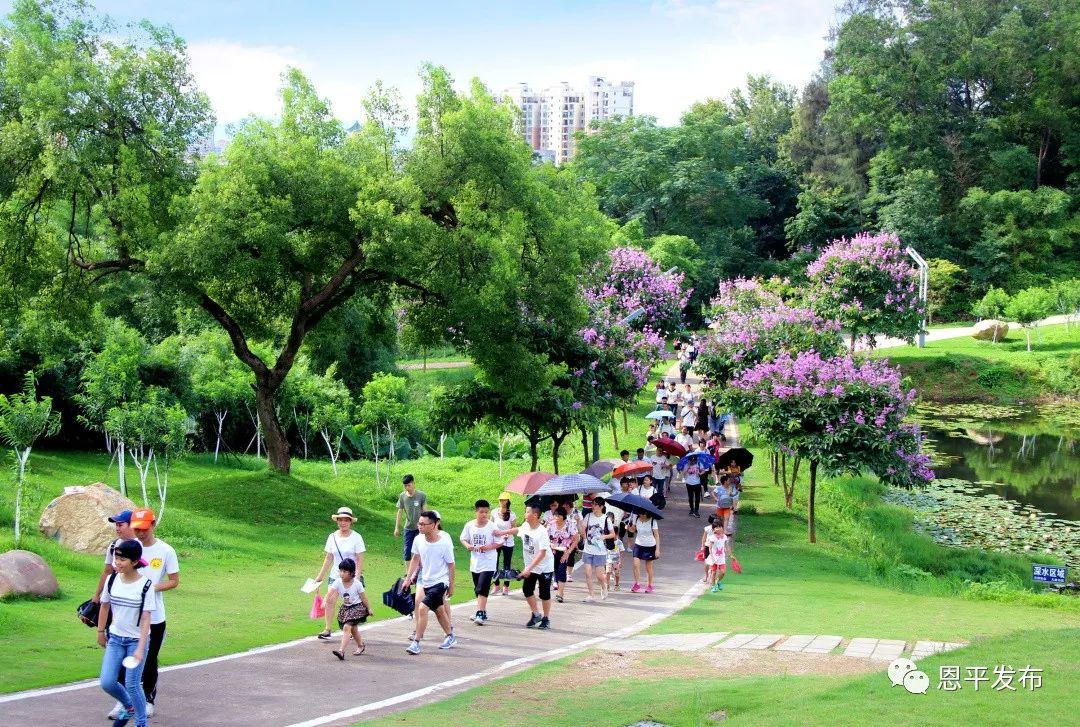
[108,509,133,524]
[113,539,148,568]
[130,508,156,529]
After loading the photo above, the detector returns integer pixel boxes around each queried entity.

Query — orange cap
[131,507,157,529]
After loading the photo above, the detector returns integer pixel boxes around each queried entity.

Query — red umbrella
[505,471,556,495]
[653,437,687,457]
[612,461,652,479]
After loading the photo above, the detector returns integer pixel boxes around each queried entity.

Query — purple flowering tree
[806,233,925,350]
[721,351,933,542]
[586,247,690,337]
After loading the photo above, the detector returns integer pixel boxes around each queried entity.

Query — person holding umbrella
[546,506,578,603]
[579,496,617,601]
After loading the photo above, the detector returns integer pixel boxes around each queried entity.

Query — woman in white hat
[313,507,366,640]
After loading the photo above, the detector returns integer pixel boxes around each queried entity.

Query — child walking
[97,539,154,727]
[705,522,727,593]
[331,558,372,659]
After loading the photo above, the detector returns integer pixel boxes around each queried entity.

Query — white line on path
[284,579,708,727]
[0,562,588,706]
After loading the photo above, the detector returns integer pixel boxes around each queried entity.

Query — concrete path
[1,487,711,726]
[863,314,1070,351]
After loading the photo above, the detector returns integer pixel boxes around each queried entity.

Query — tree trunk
[321,429,338,475]
[610,414,618,449]
[785,457,801,510]
[255,377,290,473]
[1025,328,1032,352]
[152,456,167,524]
[529,438,539,472]
[117,440,127,497]
[581,427,589,470]
[780,452,787,491]
[623,409,628,434]
[214,410,227,463]
[13,448,29,546]
[551,431,568,474]
[808,459,818,543]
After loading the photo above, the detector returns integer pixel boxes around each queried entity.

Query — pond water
[884,404,1080,569]
[924,418,1080,521]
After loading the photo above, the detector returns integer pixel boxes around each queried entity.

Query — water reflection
[926,420,1080,521]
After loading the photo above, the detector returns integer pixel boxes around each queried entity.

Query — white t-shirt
[655,387,669,403]
[518,521,554,574]
[102,574,155,638]
[706,533,727,563]
[582,512,612,556]
[675,432,694,449]
[332,577,365,604]
[103,537,122,568]
[415,534,455,587]
[138,539,179,625]
[325,531,366,571]
[493,510,517,546]
[460,520,499,573]
[634,485,655,501]
[649,454,669,479]
[633,517,659,547]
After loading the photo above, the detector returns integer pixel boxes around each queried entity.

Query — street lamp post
[905,246,929,348]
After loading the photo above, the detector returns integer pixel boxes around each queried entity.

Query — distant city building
[503,75,634,164]
[190,135,229,158]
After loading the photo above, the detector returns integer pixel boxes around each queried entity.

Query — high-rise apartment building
[503,75,634,164]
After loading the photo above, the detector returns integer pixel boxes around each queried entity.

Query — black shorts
[471,570,495,597]
[633,544,657,561]
[521,571,553,600]
[420,582,448,611]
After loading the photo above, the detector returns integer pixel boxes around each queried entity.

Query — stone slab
[803,635,843,654]
[744,634,784,650]
[717,633,759,649]
[870,639,907,661]
[598,632,729,652]
[844,638,878,657]
[774,635,816,652]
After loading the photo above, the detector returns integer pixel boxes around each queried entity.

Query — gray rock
[0,549,59,599]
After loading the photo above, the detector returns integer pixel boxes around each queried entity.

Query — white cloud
[187,40,313,125]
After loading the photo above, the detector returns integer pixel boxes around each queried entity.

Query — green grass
[359,627,1078,727]
[879,323,1080,402]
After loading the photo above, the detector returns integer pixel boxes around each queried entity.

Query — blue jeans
[403,528,420,562]
[653,477,667,495]
[100,634,147,726]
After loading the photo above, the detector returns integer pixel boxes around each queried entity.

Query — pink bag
[731,557,743,574]
[309,594,325,619]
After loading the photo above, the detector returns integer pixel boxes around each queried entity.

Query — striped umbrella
[531,473,613,498]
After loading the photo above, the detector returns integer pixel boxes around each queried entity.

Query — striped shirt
[102,575,154,638]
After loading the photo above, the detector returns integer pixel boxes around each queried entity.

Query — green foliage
[783,179,862,253]
[0,371,60,544]
[925,258,968,323]
[973,286,1011,320]
[1005,286,1056,351]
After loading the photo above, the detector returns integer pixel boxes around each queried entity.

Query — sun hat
[130,508,156,529]
[331,507,357,521]
[497,491,512,502]
[114,539,149,568]
[108,509,133,524]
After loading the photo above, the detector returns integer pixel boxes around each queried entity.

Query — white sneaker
[439,633,457,649]
[146,703,155,718]
[107,702,124,719]
[405,639,421,655]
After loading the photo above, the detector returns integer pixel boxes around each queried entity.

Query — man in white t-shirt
[404,511,456,655]
[495,504,554,629]
[649,451,670,495]
[117,508,179,719]
[93,509,135,605]
[314,507,367,641]
[459,499,501,625]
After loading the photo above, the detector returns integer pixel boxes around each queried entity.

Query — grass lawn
[0,362,669,693]
[878,323,1080,402]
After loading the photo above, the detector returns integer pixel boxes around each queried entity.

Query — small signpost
[1032,564,1067,585]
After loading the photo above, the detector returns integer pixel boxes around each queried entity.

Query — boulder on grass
[0,549,59,599]
[972,319,1009,341]
[39,483,136,555]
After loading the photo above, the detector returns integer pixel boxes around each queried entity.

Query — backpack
[105,573,153,629]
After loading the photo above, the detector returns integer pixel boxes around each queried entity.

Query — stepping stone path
[598,632,729,652]
[608,633,967,660]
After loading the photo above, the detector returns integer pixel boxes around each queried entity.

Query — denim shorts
[582,552,606,567]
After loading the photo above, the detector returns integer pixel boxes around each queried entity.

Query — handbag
[381,577,415,616]
[77,599,100,628]
[310,593,325,619]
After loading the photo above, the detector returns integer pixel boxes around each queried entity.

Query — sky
[2,0,842,133]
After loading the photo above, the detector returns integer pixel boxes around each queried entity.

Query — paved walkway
[864,314,1070,351]
[1,489,711,726]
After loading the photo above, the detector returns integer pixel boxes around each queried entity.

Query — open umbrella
[505,471,556,495]
[716,447,753,471]
[525,493,579,509]
[612,460,652,479]
[605,491,664,520]
[645,410,676,420]
[677,450,716,471]
[581,458,621,479]
[531,473,613,498]
[653,437,687,457]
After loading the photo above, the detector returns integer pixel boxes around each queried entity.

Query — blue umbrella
[605,491,664,520]
[531,473,613,498]
[677,450,716,471]
[645,410,676,420]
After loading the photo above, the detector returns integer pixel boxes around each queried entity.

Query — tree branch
[198,293,269,379]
